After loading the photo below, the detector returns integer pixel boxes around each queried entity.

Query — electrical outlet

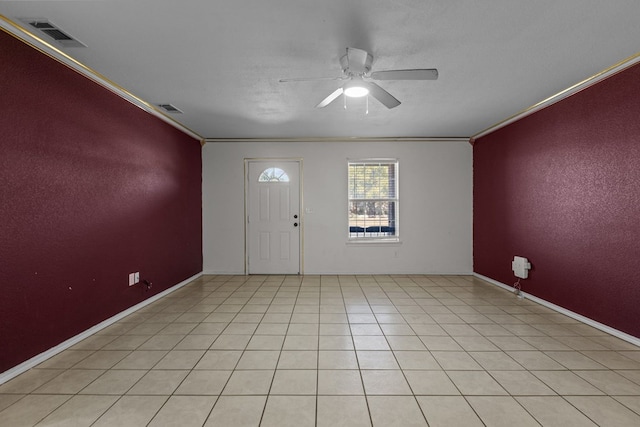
[134,272,140,284]
[128,273,135,286]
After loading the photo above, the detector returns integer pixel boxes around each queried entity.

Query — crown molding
[472,52,640,141]
[204,137,470,144]
[0,15,204,143]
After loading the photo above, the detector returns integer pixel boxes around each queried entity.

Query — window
[348,160,398,240]
[258,167,289,182]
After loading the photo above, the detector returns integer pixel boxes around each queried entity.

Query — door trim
[244,158,304,275]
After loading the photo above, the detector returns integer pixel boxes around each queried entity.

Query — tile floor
[1,275,640,426]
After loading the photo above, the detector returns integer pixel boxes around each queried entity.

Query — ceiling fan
[279,47,438,109]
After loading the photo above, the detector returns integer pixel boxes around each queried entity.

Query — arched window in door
[258,167,290,183]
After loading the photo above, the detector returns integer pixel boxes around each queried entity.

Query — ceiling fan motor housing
[340,49,373,76]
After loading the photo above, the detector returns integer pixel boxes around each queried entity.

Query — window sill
[346,239,402,246]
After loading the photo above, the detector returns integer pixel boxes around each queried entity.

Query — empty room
[1,1,639,426]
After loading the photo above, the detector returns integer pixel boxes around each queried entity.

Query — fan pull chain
[366,95,369,115]
[344,94,347,110]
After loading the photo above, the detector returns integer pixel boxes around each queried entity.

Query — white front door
[246,160,301,274]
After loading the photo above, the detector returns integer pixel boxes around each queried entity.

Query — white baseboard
[0,272,203,385]
[473,272,640,348]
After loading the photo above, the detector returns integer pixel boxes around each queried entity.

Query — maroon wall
[0,30,202,372]
[474,62,640,338]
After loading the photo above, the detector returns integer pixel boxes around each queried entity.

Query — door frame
[244,158,304,275]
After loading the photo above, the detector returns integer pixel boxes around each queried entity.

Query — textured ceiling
[1,0,639,140]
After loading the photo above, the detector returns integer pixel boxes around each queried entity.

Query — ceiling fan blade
[365,82,401,109]
[315,87,344,108]
[346,47,371,74]
[370,69,439,80]
[279,76,345,83]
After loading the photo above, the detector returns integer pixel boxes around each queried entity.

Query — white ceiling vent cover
[157,104,184,114]
[20,18,86,48]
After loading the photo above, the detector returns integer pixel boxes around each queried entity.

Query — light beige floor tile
[174,370,232,395]
[615,396,640,415]
[353,336,390,351]
[318,350,358,369]
[194,350,242,370]
[35,369,104,394]
[544,351,605,369]
[210,334,251,350]
[0,395,70,427]
[404,370,459,395]
[189,323,226,335]
[489,370,555,395]
[271,370,317,395]
[410,324,447,335]
[393,350,440,370]
[574,370,640,395]
[581,350,640,369]
[531,370,604,395]
[35,351,93,370]
[72,335,117,351]
[261,395,315,427]
[287,323,319,335]
[487,336,536,351]
[101,335,149,351]
[317,395,371,427]
[127,370,189,395]
[154,350,205,369]
[160,323,198,335]
[318,370,364,395]
[36,395,117,426]
[174,334,217,350]
[467,396,540,427]
[148,395,216,426]
[222,370,274,395]
[222,323,258,335]
[282,335,318,350]
[246,335,285,350]
[92,395,168,427]
[137,335,184,350]
[357,351,399,369]
[236,350,280,370]
[112,350,168,369]
[380,324,415,335]
[319,323,350,335]
[277,350,317,369]
[255,323,288,335]
[516,396,598,427]
[204,395,266,427]
[0,369,63,394]
[319,336,354,350]
[367,396,427,427]
[386,336,426,351]
[566,396,640,426]
[454,336,500,351]
[79,369,146,395]
[0,394,23,412]
[618,369,640,385]
[447,370,508,395]
[419,336,463,351]
[506,351,565,370]
[361,370,412,395]
[468,351,523,370]
[431,351,482,370]
[416,396,484,427]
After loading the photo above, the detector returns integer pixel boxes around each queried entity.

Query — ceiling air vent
[157,104,184,114]
[21,18,86,48]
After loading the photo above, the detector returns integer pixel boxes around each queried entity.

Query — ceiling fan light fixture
[343,78,369,98]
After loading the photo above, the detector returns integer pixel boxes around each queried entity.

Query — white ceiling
[2,0,640,140]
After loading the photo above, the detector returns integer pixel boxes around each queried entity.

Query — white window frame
[347,159,399,242]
